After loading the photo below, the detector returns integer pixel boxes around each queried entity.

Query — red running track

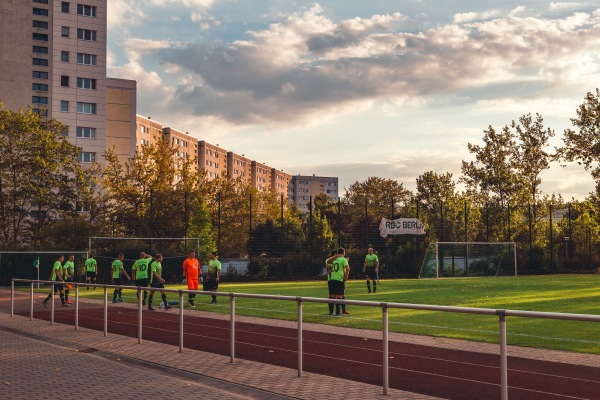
[22,306,600,400]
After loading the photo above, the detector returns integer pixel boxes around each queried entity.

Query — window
[32,108,48,116]
[76,127,96,138]
[77,77,96,90]
[33,33,48,41]
[61,127,69,136]
[77,4,96,17]
[32,96,48,104]
[61,2,70,13]
[77,29,96,41]
[33,20,48,28]
[140,125,149,133]
[61,76,69,87]
[33,71,48,79]
[78,152,95,163]
[33,8,49,16]
[61,26,70,37]
[32,45,48,54]
[34,0,49,3]
[76,102,96,114]
[61,51,69,62]
[76,53,97,65]
[32,58,48,66]
[60,100,69,112]
[32,83,48,91]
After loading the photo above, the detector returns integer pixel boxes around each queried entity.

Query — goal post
[419,242,517,278]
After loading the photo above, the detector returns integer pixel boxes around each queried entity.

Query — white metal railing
[10,278,600,399]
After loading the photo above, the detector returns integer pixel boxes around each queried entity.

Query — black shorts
[365,269,377,280]
[86,271,96,278]
[204,278,218,291]
[327,280,333,296]
[113,278,122,286]
[65,277,73,283]
[135,278,149,288]
[329,280,344,296]
[150,281,164,289]
[53,283,64,292]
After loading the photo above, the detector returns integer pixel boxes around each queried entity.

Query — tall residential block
[1,0,108,166]
[289,175,339,211]
[199,140,227,180]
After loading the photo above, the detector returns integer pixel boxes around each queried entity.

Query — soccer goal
[88,237,201,284]
[419,242,517,278]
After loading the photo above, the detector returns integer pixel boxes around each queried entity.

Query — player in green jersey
[363,248,379,293]
[62,254,75,304]
[42,255,67,308]
[111,253,131,303]
[326,248,350,316]
[325,249,337,315]
[205,252,221,303]
[148,254,172,311]
[85,254,98,290]
[132,252,151,305]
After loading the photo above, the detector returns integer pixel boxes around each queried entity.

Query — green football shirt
[132,258,150,280]
[85,258,97,272]
[51,261,62,281]
[364,254,379,269]
[208,259,221,278]
[330,257,348,282]
[63,260,75,276]
[112,259,124,279]
[149,260,162,284]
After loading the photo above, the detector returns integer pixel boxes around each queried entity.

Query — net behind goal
[419,242,517,278]
[89,237,201,284]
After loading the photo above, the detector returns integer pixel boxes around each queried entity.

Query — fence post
[507,204,511,241]
[382,303,389,396]
[10,279,14,317]
[179,291,184,352]
[217,192,221,256]
[528,204,533,272]
[103,286,108,336]
[498,310,508,400]
[365,198,369,248]
[75,284,79,330]
[230,293,236,363]
[137,288,143,344]
[337,198,341,247]
[249,193,253,263]
[30,281,34,321]
[50,282,55,325]
[549,204,553,272]
[297,298,303,378]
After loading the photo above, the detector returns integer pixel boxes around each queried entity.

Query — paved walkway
[0,289,440,400]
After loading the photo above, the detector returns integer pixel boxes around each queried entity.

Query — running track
[10,300,599,400]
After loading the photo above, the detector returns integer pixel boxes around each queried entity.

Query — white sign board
[379,218,425,237]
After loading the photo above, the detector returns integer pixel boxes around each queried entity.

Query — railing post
[382,303,389,395]
[75,284,79,330]
[30,281,34,321]
[137,288,143,344]
[498,310,508,400]
[230,293,235,363]
[11,279,14,317]
[179,291,184,353]
[103,286,108,337]
[50,282,55,325]
[297,297,303,377]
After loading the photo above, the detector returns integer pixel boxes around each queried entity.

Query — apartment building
[135,115,163,150]
[251,161,271,192]
[289,175,339,211]
[0,0,108,166]
[106,77,136,165]
[199,140,227,180]
[271,169,292,197]
[163,127,198,173]
[227,152,252,185]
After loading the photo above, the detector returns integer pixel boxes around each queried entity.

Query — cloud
[109,4,600,134]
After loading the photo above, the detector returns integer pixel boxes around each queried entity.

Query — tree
[0,104,88,248]
[559,89,600,192]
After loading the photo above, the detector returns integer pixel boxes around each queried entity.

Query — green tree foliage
[559,89,600,192]
[187,197,216,262]
[0,104,89,248]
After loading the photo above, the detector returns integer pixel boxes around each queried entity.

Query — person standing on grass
[326,248,350,316]
[42,255,67,308]
[363,247,379,293]
[85,253,98,290]
[132,252,151,306]
[148,254,172,311]
[183,250,200,307]
[62,254,75,304]
[111,253,130,303]
[206,251,221,303]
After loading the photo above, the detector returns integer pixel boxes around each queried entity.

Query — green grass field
[33,275,600,354]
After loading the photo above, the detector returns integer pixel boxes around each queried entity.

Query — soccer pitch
[64,275,600,354]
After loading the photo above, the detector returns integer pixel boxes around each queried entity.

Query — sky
[106,1,600,200]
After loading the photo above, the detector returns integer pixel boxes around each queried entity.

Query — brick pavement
[0,289,441,400]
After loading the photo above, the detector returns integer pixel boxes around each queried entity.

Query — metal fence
[11,278,600,399]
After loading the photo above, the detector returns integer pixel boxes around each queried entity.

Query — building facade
[1,0,108,166]
[199,140,227,180]
[289,175,339,211]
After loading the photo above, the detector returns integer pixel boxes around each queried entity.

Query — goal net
[88,237,201,284]
[0,251,89,287]
[419,242,517,278]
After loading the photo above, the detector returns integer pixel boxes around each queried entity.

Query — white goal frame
[433,242,517,278]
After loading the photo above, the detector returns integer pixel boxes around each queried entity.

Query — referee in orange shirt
[182,250,200,307]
